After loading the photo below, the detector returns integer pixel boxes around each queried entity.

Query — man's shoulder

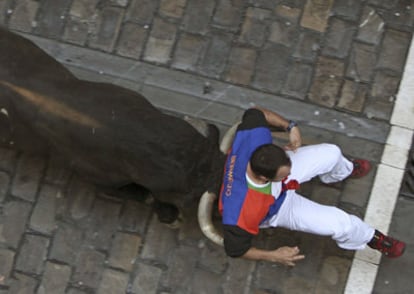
[223,224,253,257]
[239,108,267,130]
[223,224,253,236]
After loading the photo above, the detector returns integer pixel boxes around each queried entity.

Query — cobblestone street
[0,1,413,293]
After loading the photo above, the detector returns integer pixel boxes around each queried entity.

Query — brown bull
[0,27,225,226]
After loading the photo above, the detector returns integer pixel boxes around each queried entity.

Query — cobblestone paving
[2,0,412,121]
[0,144,378,293]
[0,0,413,293]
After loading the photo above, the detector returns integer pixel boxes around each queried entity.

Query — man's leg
[286,143,353,184]
[270,191,405,257]
[274,191,374,250]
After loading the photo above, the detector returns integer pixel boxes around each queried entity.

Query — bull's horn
[219,122,239,154]
[197,191,223,246]
[198,123,239,246]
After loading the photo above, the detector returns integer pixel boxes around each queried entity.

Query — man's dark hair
[250,144,291,179]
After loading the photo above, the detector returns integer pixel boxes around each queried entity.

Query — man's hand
[242,246,305,266]
[253,106,302,152]
[267,246,305,266]
[284,126,302,152]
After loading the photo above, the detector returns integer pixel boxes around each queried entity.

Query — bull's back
[0,27,221,195]
[0,27,74,81]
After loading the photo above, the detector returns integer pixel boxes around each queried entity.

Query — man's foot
[368,230,406,258]
[349,159,371,178]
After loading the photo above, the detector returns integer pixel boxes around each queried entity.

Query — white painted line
[345,259,379,294]
[364,164,406,231]
[391,33,414,129]
[344,35,414,293]
[382,126,414,169]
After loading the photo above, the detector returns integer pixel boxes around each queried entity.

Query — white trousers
[263,143,375,250]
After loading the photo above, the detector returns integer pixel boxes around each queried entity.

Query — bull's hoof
[153,200,183,229]
[162,212,184,229]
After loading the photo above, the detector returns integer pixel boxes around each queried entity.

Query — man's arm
[242,246,305,267]
[223,225,305,266]
[253,106,302,151]
[253,106,290,129]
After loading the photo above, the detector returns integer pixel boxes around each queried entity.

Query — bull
[0,27,225,244]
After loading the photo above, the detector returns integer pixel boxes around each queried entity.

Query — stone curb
[19,31,390,145]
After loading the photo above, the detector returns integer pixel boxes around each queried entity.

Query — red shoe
[349,159,371,178]
[368,230,406,258]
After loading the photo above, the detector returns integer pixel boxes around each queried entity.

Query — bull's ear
[0,108,13,143]
[198,191,223,246]
[183,116,210,138]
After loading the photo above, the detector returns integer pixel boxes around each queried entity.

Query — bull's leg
[106,183,184,228]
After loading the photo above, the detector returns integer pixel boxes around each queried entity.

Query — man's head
[250,144,291,182]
